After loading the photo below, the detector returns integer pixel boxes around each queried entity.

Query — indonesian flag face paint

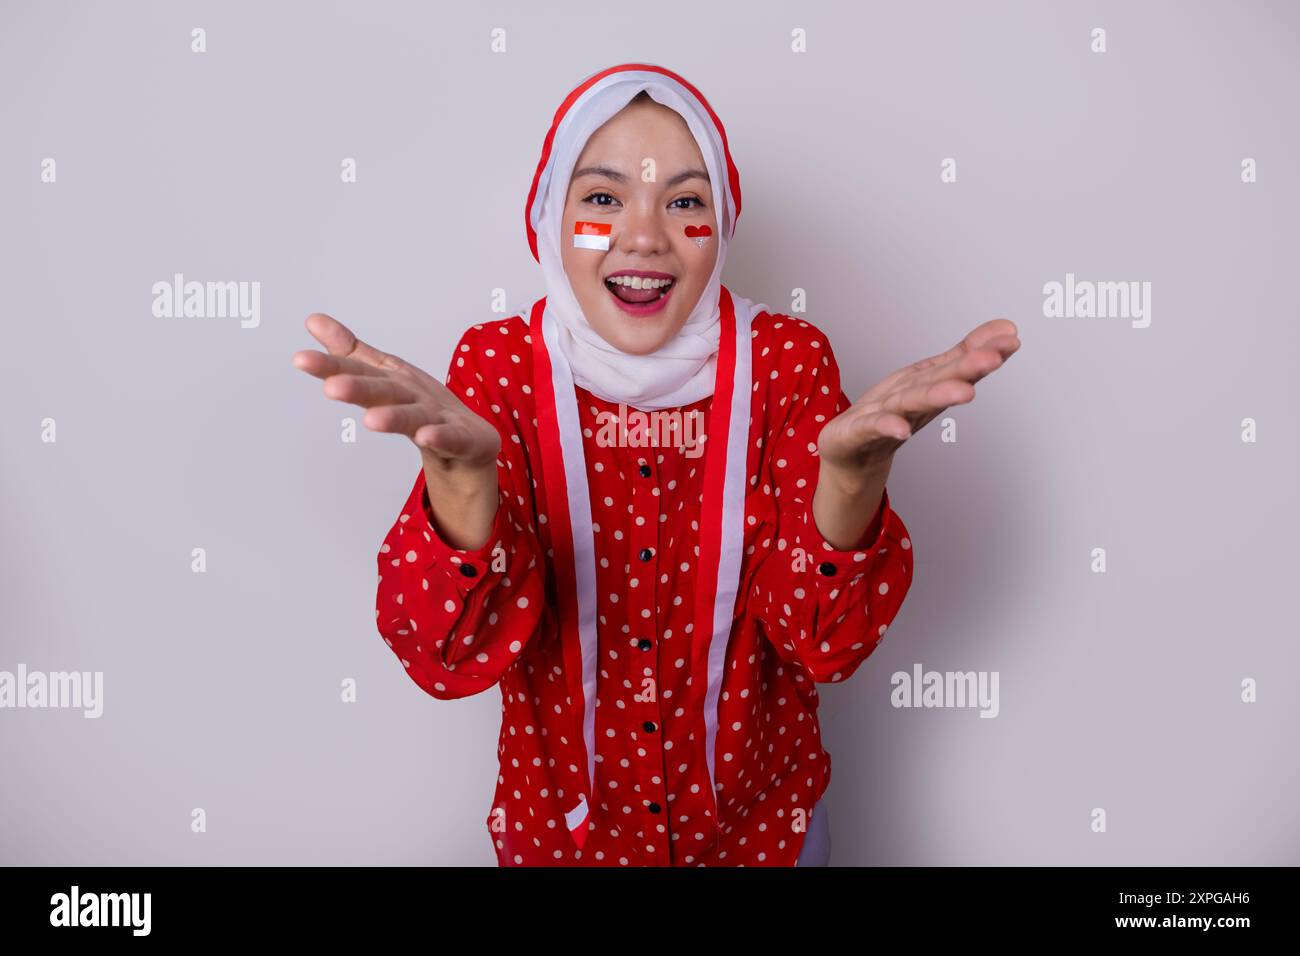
[520,64,769,853]
[572,220,611,251]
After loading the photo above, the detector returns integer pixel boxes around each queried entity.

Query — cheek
[673,232,719,283]
[562,245,604,294]
[560,207,598,284]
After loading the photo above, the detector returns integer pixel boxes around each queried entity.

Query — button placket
[632,454,671,863]
[633,456,660,662]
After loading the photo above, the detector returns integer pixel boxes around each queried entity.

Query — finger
[971,331,1020,361]
[855,348,962,405]
[913,342,1009,390]
[857,349,982,407]
[363,402,445,437]
[902,319,1004,376]
[982,335,1020,370]
[412,420,487,460]
[875,411,912,442]
[961,318,1018,353]
[851,409,913,443]
[292,348,389,382]
[880,377,975,420]
[305,312,407,373]
[900,330,1018,395]
[321,373,420,408]
[855,320,1018,404]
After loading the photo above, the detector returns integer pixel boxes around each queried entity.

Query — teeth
[606,275,673,289]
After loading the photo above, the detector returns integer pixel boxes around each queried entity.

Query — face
[560,97,719,355]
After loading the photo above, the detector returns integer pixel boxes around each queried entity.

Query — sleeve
[374,328,548,700]
[746,324,915,684]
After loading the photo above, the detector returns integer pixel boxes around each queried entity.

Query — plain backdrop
[2,0,1297,865]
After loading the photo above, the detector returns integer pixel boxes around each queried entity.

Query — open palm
[291,312,500,469]
[818,318,1020,472]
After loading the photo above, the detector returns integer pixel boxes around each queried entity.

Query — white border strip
[540,306,601,803]
[701,300,754,812]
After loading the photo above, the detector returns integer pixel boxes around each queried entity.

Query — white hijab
[527,66,758,412]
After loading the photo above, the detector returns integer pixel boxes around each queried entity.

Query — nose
[616,198,669,258]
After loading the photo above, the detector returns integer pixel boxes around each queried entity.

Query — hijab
[525,63,764,411]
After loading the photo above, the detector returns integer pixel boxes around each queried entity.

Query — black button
[639,464,652,477]
[818,561,837,577]
[642,721,657,733]
[458,564,478,578]
[648,802,662,814]
[637,638,652,651]
[639,548,653,562]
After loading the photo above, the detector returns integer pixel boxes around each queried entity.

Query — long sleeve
[374,327,548,700]
[745,321,915,683]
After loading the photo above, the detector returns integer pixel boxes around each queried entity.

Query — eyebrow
[571,165,711,189]
[664,168,710,188]
[572,165,628,183]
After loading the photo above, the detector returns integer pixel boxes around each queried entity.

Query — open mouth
[604,271,675,314]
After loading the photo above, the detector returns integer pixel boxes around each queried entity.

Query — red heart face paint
[684,224,712,247]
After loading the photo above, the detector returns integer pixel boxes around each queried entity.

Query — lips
[604,269,675,313]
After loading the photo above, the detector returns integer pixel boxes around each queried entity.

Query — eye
[583,191,619,207]
[670,196,705,210]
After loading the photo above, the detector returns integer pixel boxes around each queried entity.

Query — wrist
[818,455,892,498]
[422,451,498,501]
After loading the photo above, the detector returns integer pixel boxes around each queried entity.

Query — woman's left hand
[817,318,1021,474]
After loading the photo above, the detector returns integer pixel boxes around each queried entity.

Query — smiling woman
[559,90,719,354]
[293,61,1020,868]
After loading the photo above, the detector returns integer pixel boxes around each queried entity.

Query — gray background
[2,0,1296,865]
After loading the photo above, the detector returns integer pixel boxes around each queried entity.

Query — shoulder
[445,314,537,423]
[449,313,532,358]
[746,311,846,449]
[447,313,534,381]
[750,311,837,365]
[749,310,840,388]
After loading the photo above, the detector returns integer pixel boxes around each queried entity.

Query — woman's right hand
[293,312,502,548]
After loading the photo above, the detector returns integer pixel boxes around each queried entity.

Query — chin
[577,278,698,354]
[596,307,688,355]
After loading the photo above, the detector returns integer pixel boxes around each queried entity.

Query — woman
[292,63,1019,866]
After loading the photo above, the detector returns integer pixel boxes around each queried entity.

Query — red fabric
[375,312,914,866]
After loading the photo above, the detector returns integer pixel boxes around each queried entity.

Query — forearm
[811,456,892,551]
[377,461,544,701]
[422,451,499,551]
[754,452,911,682]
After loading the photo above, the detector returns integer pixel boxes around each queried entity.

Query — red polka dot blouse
[375,310,914,866]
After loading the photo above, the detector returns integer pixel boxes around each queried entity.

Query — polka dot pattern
[374,313,914,866]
